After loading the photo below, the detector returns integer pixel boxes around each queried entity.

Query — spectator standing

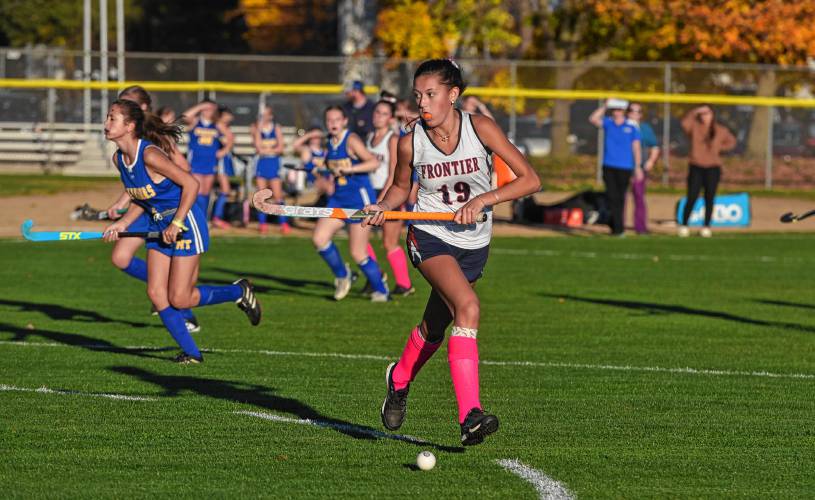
[626,103,660,234]
[589,100,642,236]
[678,105,737,238]
[460,96,495,120]
[342,80,376,137]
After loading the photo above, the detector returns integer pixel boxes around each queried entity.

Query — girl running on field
[363,59,540,445]
[211,105,236,229]
[251,105,290,235]
[103,99,261,363]
[367,99,414,296]
[313,106,389,302]
[183,99,231,220]
[105,86,199,333]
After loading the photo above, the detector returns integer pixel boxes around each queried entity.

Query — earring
[450,100,455,106]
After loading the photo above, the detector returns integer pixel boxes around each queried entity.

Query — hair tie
[447,58,460,70]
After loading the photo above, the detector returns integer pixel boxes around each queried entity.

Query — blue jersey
[117,139,209,256]
[188,119,220,173]
[326,131,375,216]
[258,124,279,158]
[602,116,641,170]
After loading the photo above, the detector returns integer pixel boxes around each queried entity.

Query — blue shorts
[406,226,489,282]
[145,205,209,257]
[218,156,234,177]
[256,156,281,180]
[190,159,217,176]
[328,184,375,225]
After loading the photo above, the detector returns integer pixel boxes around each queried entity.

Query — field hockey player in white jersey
[367,99,414,296]
[363,59,540,445]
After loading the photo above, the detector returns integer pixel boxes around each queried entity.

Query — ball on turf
[416,451,436,471]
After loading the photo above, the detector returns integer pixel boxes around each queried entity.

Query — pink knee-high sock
[366,243,378,262]
[386,247,412,289]
[448,334,482,424]
[392,326,441,390]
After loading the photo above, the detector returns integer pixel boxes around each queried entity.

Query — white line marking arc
[497,459,575,500]
[0,383,155,401]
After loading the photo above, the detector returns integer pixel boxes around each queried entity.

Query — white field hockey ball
[416,451,436,471]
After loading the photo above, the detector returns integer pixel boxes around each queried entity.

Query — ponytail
[112,99,183,154]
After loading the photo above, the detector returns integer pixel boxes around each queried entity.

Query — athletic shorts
[256,156,281,180]
[191,161,217,176]
[327,185,375,225]
[405,225,489,282]
[145,205,209,257]
[218,156,234,177]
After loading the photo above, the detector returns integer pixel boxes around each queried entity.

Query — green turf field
[0,174,118,198]
[1,234,813,498]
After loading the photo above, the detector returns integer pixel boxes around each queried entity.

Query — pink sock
[366,243,378,262]
[392,327,441,390]
[386,247,412,289]
[448,334,481,423]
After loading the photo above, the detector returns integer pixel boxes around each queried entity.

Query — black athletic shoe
[173,352,203,364]
[381,362,409,431]
[234,278,261,326]
[460,408,499,446]
[391,285,415,297]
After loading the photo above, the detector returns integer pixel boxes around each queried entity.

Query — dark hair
[626,102,643,114]
[375,99,396,116]
[324,105,347,118]
[111,99,183,155]
[118,85,152,111]
[156,106,174,118]
[696,104,717,145]
[218,104,232,116]
[379,90,398,104]
[413,59,467,94]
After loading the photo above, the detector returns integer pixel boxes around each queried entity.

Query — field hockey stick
[252,189,487,223]
[21,219,163,242]
[779,210,815,223]
[69,204,129,221]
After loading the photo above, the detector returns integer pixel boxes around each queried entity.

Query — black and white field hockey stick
[21,219,163,242]
[779,210,815,223]
[69,204,129,221]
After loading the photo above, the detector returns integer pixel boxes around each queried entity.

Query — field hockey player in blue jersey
[103,99,261,364]
[211,105,236,230]
[251,105,290,235]
[103,86,201,333]
[313,106,390,302]
[183,99,232,221]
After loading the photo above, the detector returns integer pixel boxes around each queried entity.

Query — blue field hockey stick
[21,219,162,242]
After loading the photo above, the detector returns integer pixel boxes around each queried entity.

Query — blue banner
[675,192,751,227]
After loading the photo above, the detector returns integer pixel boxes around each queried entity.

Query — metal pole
[765,106,774,190]
[47,53,56,170]
[99,0,108,125]
[662,63,671,185]
[508,61,517,143]
[116,0,124,83]
[197,55,205,101]
[83,0,91,130]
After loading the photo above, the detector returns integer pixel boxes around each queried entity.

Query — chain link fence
[2,47,815,189]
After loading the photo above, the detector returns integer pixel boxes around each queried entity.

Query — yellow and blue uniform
[255,124,281,180]
[188,120,220,175]
[305,148,328,184]
[117,139,209,257]
[326,131,375,224]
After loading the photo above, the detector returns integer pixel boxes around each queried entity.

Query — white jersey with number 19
[411,111,493,249]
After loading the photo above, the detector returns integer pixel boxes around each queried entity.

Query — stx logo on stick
[59,232,82,240]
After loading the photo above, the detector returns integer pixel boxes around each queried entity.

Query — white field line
[1,340,813,380]
[0,383,155,401]
[496,459,575,500]
[491,247,804,264]
[235,410,431,446]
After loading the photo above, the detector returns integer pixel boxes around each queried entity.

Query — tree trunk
[746,70,776,158]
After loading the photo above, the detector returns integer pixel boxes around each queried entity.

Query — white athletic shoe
[700,227,712,238]
[333,263,353,301]
[370,290,390,302]
[678,225,690,238]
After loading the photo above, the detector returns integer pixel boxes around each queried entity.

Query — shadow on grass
[0,298,152,328]
[110,365,464,453]
[0,321,171,360]
[753,298,815,311]
[210,267,334,290]
[542,293,815,334]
